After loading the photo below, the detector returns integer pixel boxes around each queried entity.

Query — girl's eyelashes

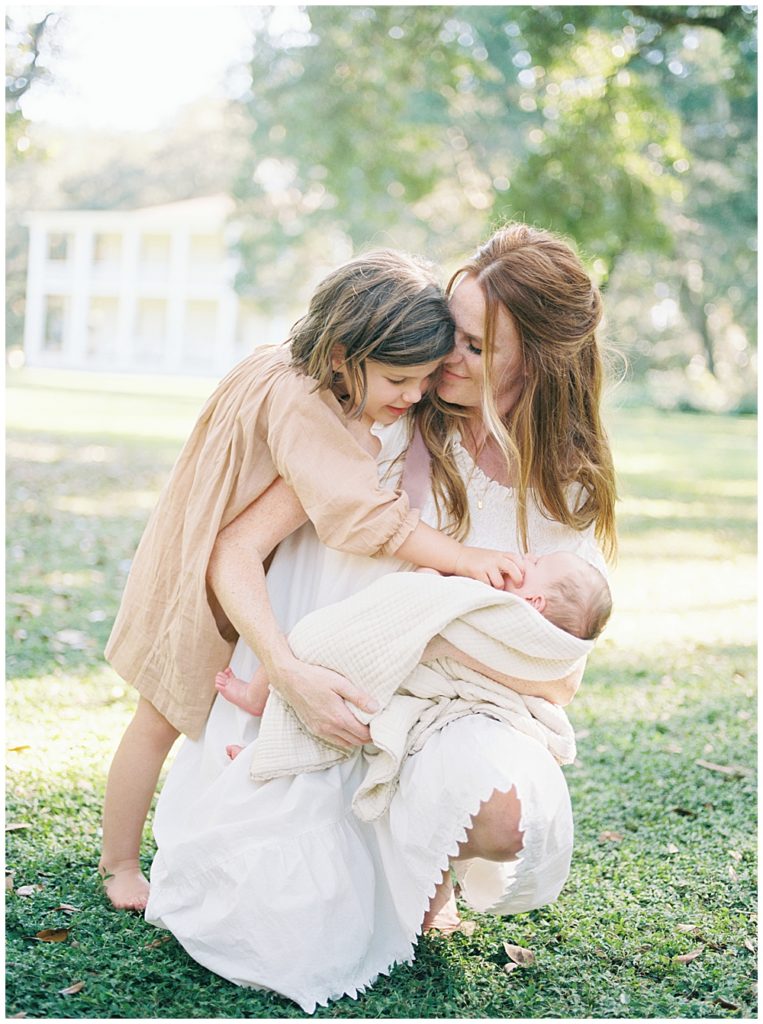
[467,341,483,356]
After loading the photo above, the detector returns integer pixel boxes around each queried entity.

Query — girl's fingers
[500,556,524,584]
[485,567,504,589]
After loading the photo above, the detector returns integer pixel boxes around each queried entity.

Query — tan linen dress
[105,345,419,737]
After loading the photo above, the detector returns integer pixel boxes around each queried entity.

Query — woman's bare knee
[462,786,524,862]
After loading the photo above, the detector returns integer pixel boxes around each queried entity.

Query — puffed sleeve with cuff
[262,363,420,556]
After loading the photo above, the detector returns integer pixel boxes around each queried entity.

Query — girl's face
[437,274,524,417]
[349,358,443,428]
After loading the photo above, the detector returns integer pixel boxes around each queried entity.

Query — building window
[188,234,224,285]
[43,296,67,351]
[183,300,218,368]
[47,233,70,261]
[93,233,122,266]
[139,234,170,282]
[87,297,119,358]
[134,298,167,359]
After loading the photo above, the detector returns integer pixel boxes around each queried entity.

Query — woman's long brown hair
[415,223,618,561]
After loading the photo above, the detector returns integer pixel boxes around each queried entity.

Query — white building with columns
[22,195,293,375]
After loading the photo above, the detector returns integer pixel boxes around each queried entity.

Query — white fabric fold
[250,572,588,819]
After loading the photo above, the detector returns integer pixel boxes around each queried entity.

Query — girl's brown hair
[416,223,617,560]
[289,250,454,418]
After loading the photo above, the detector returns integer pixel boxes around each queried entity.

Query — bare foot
[215,667,269,716]
[100,861,150,912]
[422,871,462,934]
[226,744,244,760]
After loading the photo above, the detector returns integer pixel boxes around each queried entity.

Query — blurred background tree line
[6,5,757,412]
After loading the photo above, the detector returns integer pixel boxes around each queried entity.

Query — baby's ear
[524,594,546,612]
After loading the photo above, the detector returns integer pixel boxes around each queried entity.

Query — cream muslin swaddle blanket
[250,572,590,821]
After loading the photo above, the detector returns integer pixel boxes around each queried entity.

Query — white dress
[145,420,605,1013]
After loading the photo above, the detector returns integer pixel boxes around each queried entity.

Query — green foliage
[5,371,758,1018]
[5,10,59,160]
[234,4,757,406]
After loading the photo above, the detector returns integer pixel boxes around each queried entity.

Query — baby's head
[503,551,612,641]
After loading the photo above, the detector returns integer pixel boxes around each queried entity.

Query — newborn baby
[216,549,611,756]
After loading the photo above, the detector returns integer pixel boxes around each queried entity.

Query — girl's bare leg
[423,786,524,933]
[99,697,179,910]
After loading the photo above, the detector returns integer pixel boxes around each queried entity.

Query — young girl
[101,249,521,910]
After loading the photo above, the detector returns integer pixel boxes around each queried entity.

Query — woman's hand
[453,547,524,589]
[268,656,378,751]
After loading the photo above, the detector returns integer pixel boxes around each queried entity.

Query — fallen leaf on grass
[715,997,739,1011]
[503,942,535,966]
[144,935,173,950]
[728,865,739,882]
[676,924,700,934]
[674,948,703,964]
[15,884,43,896]
[6,871,15,891]
[504,962,519,975]
[671,806,697,818]
[457,920,477,937]
[666,843,680,854]
[10,1013,27,1018]
[5,823,32,832]
[59,981,85,996]
[32,928,70,943]
[52,903,81,913]
[729,849,742,862]
[744,938,755,953]
[599,831,624,842]
[695,759,753,778]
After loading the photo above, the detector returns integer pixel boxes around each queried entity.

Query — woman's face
[437,274,524,416]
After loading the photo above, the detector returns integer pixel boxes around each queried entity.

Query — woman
[144,224,617,1011]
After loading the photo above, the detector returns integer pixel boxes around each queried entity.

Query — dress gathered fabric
[145,419,604,1013]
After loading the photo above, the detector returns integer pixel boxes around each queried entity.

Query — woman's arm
[420,636,584,706]
[207,478,377,750]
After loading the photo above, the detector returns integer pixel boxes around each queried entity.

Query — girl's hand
[453,547,524,589]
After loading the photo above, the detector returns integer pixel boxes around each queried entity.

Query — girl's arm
[395,524,523,589]
[420,635,584,706]
[207,479,377,750]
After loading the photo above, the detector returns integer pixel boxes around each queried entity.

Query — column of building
[115,227,139,370]
[165,228,190,372]
[65,227,94,367]
[22,222,47,364]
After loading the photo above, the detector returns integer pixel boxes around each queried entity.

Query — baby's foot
[99,861,150,912]
[215,666,269,716]
[226,744,244,760]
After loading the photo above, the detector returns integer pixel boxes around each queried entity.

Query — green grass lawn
[6,368,757,1019]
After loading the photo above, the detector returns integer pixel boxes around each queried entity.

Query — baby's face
[502,551,584,597]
